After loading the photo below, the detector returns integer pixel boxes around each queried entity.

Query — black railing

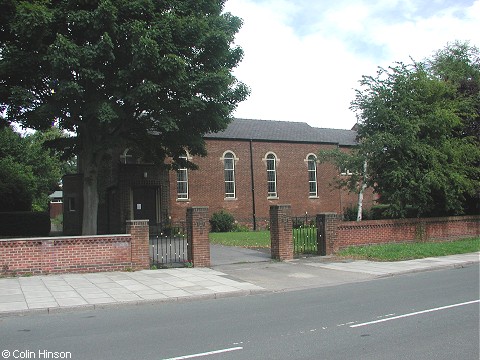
[149,223,189,267]
[292,215,317,254]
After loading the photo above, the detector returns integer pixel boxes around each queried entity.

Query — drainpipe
[249,139,257,230]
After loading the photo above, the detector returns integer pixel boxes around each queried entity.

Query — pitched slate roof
[205,118,358,146]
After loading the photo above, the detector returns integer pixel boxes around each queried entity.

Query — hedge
[0,212,50,237]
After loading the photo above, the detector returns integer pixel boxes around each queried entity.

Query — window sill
[267,196,279,200]
[176,198,191,202]
[309,196,319,199]
[224,197,237,201]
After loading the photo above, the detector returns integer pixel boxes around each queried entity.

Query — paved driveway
[210,244,271,266]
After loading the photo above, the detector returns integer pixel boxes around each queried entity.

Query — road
[1,265,478,360]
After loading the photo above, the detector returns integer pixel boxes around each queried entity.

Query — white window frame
[340,168,353,176]
[222,151,237,199]
[264,152,278,198]
[120,148,133,164]
[176,152,191,201]
[306,154,318,198]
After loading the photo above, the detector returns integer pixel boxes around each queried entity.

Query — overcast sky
[224,0,480,130]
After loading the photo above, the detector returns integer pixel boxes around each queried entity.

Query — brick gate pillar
[126,219,150,270]
[187,207,210,267]
[270,204,293,261]
[317,213,338,255]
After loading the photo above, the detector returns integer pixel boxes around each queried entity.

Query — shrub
[232,223,250,232]
[210,210,235,232]
[343,206,371,221]
[370,205,418,219]
[0,212,50,237]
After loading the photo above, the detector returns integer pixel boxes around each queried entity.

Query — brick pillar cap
[126,220,149,226]
[270,204,291,209]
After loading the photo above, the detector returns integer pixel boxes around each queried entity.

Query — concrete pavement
[0,268,265,316]
[212,252,480,292]
[0,251,478,316]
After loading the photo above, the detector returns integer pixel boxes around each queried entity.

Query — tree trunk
[82,163,99,235]
[357,159,368,222]
[79,135,101,235]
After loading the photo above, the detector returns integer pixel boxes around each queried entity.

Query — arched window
[223,151,236,198]
[266,153,277,198]
[120,148,134,164]
[176,153,189,200]
[307,154,318,197]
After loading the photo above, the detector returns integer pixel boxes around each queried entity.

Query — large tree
[0,0,248,234]
[351,43,480,218]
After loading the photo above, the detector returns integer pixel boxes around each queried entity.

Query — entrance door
[132,187,158,225]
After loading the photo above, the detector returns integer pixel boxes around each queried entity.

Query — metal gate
[149,222,189,267]
[292,215,317,254]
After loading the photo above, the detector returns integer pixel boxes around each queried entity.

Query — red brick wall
[0,221,150,275]
[187,207,210,267]
[332,215,480,253]
[0,236,131,275]
[170,139,374,228]
[49,202,63,219]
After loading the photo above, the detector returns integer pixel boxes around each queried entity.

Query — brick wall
[170,139,374,228]
[49,202,63,219]
[187,207,210,267]
[270,205,293,260]
[330,215,480,253]
[0,221,150,276]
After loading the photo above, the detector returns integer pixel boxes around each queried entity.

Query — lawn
[336,238,480,261]
[209,228,318,254]
[209,230,271,248]
[209,231,479,261]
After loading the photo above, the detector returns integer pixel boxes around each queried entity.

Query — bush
[210,210,235,232]
[369,204,418,219]
[0,212,50,237]
[343,206,371,221]
[232,223,250,232]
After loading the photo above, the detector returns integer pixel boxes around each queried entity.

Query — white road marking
[350,300,480,328]
[163,347,243,360]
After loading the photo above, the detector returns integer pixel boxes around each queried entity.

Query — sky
[224,0,480,130]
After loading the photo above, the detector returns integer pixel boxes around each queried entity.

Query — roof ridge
[234,118,354,131]
[205,118,358,146]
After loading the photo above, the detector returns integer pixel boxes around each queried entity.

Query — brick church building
[63,118,374,235]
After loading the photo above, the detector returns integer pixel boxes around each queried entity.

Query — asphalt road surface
[1,265,478,360]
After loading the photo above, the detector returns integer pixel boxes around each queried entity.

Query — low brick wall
[0,235,131,275]
[333,215,480,253]
[0,220,150,275]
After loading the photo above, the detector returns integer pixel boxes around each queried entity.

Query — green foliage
[209,210,235,232]
[0,212,51,237]
[351,42,480,218]
[0,0,249,234]
[51,214,63,226]
[183,260,194,268]
[0,126,73,212]
[318,148,365,193]
[343,206,371,221]
[232,223,250,232]
[0,157,35,211]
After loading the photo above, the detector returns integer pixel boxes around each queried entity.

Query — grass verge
[336,238,480,261]
[209,231,270,248]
